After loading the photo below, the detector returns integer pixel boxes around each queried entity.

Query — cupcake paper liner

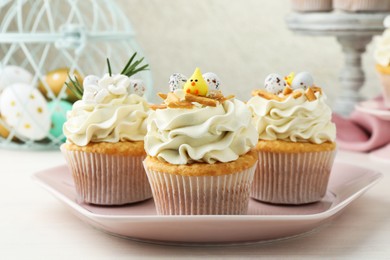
[144,163,257,215]
[291,0,333,12]
[251,150,336,205]
[333,0,390,11]
[377,72,390,108]
[61,146,152,205]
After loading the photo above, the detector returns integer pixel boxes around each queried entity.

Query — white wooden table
[0,148,389,259]
[286,12,389,116]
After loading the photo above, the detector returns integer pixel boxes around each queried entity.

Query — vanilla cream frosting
[144,90,257,165]
[64,74,149,146]
[247,89,336,144]
[375,29,390,67]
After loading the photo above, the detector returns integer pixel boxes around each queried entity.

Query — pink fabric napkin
[332,110,390,152]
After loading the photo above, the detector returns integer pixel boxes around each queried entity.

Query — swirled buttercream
[63,74,149,146]
[375,29,390,67]
[247,90,336,144]
[144,90,257,165]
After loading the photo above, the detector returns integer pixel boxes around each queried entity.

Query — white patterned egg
[264,73,286,94]
[0,65,33,91]
[129,79,146,96]
[202,72,221,91]
[168,73,187,92]
[0,83,50,140]
[291,72,314,90]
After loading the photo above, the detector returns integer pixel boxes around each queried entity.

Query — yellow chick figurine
[284,72,295,87]
[183,67,209,96]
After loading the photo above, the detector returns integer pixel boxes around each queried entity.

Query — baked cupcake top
[374,16,390,67]
[63,54,150,146]
[247,72,336,144]
[145,68,258,165]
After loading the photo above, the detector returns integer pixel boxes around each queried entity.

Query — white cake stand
[286,11,389,116]
[355,97,390,163]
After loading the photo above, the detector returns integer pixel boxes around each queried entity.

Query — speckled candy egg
[0,65,33,91]
[264,74,286,94]
[38,68,83,102]
[48,100,73,141]
[0,83,50,140]
[202,72,221,91]
[168,73,187,92]
[291,72,314,90]
[129,79,146,96]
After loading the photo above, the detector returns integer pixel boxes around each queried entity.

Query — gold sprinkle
[158,93,168,100]
[305,88,317,101]
[24,123,31,129]
[292,91,303,99]
[149,104,167,110]
[252,89,284,102]
[30,94,35,99]
[37,107,43,113]
[283,86,293,95]
[10,101,16,106]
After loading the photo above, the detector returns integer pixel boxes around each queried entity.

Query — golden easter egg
[0,119,10,138]
[38,68,83,102]
[0,116,19,142]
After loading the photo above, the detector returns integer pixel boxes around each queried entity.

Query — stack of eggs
[0,65,76,146]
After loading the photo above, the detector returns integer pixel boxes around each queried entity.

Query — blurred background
[117,0,381,105]
[0,0,387,148]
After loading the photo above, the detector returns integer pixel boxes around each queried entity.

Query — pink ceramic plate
[33,163,382,245]
[355,98,390,121]
[370,144,390,163]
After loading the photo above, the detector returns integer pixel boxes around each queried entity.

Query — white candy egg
[202,72,221,91]
[83,75,99,87]
[264,73,286,94]
[0,83,50,140]
[129,79,146,96]
[0,65,33,91]
[291,72,314,90]
[168,73,187,92]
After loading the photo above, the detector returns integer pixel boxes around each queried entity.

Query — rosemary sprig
[121,52,149,78]
[64,73,83,100]
[120,52,137,74]
[65,52,149,100]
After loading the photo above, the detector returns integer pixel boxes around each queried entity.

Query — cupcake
[374,16,390,108]
[333,0,390,12]
[61,53,152,205]
[143,68,258,215]
[290,0,333,12]
[247,72,337,205]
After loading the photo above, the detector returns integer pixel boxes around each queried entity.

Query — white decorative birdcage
[0,0,153,150]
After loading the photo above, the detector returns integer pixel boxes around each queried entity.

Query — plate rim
[33,162,383,223]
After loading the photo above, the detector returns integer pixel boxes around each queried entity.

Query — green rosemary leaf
[107,58,112,76]
[128,64,149,77]
[74,75,83,94]
[120,52,137,74]
[65,73,83,100]
[120,53,149,78]
[65,81,82,100]
[123,59,145,76]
